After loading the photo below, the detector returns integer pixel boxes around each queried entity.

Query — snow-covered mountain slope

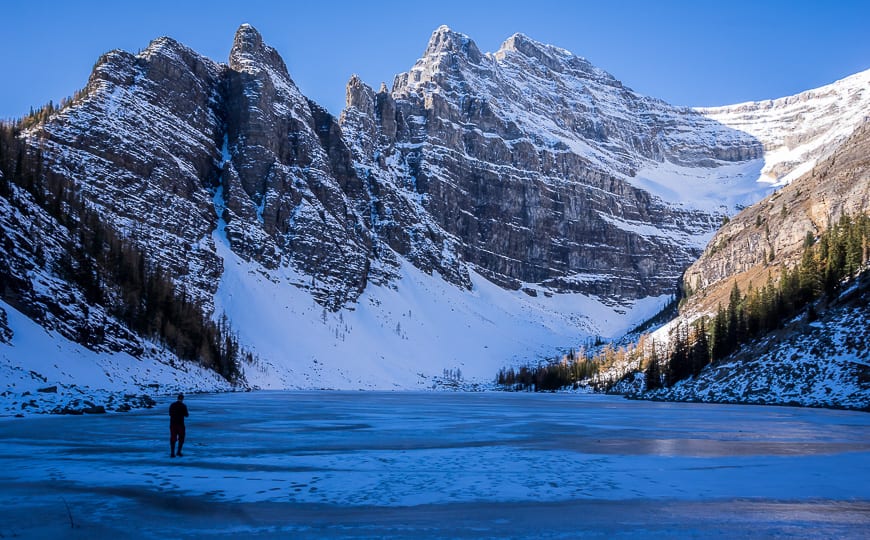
[211,218,669,389]
[644,272,870,410]
[399,28,761,176]
[0,299,233,416]
[684,118,870,305]
[697,68,870,187]
[30,36,226,308]
[625,118,870,410]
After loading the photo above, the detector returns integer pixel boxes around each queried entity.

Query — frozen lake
[0,391,868,538]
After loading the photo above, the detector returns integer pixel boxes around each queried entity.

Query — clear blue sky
[2,0,869,119]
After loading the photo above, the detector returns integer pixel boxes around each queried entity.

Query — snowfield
[0,392,867,538]
[213,222,671,391]
[0,299,233,417]
[698,67,870,187]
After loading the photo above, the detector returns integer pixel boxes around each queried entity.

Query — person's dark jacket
[169,401,189,425]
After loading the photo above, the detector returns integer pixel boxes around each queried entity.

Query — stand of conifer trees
[496,352,601,391]
[647,213,870,389]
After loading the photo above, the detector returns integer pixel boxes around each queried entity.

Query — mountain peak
[423,25,482,63]
[233,23,262,49]
[345,73,375,114]
[498,32,579,72]
[500,32,534,50]
[229,23,288,75]
[139,35,195,62]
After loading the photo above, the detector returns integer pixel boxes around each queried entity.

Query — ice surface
[0,392,867,538]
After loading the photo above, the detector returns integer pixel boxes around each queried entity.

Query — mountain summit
[346,26,768,302]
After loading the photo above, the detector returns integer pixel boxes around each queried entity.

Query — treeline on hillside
[15,89,89,130]
[496,350,602,391]
[0,121,244,382]
[496,337,649,392]
[647,212,870,390]
[497,213,870,392]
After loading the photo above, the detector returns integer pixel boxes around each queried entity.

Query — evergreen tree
[690,317,710,376]
[711,303,727,361]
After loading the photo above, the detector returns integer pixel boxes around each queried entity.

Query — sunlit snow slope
[697,68,870,187]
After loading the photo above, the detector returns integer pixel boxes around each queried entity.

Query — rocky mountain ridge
[698,68,870,186]
[1,24,868,403]
[624,117,870,410]
[340,26,768,299]
[683,118,870,311]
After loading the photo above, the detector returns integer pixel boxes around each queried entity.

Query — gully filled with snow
[0,392,868,538]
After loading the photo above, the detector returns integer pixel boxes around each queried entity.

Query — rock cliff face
[20,24,771,314]
[340,27,765,299]
[26,25,382,310]
[33,36,226,306]
[220,24,375,307]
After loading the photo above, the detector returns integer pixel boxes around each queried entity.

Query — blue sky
[2,1,868,119]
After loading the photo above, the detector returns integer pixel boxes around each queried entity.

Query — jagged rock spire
[345,74,375,117]
[423,25,483,63]
[229,23,289,76]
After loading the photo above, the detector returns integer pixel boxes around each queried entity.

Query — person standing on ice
[169,393,189,458]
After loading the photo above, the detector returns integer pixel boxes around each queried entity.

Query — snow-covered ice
[0,391,867,538]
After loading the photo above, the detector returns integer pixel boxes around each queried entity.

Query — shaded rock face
[340,27,760,299]
[26,25,378,310]
[29,37,226,309]
[0,306,10,343]
[219,24,373,306]
[0,181,142,353]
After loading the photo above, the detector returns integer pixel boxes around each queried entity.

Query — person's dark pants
[170,423,186,456]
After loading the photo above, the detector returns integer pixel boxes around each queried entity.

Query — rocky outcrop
[31,36,227,307]
[23,25,382,310]
[684,119,870,300]
[220,24,374,306]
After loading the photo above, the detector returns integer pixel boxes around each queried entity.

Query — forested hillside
[0,121,244,382]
